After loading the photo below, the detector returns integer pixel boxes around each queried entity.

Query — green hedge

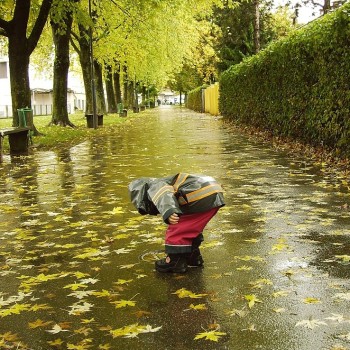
[219,4,350,157]
[186,85,208,112]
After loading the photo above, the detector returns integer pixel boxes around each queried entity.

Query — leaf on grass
[194,330,226,342]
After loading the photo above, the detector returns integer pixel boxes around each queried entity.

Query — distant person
[128,173,225,273]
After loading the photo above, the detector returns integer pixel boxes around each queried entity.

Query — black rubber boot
[187,248,204,267]
[187,233,204,267]
[155,254,188,273]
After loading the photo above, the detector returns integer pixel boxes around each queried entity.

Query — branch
[0,18,10,36]
[27,0,53,54]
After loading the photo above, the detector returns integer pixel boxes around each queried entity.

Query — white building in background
[157,88,184,105]
[0,53,86,118]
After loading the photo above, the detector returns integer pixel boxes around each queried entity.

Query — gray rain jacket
[128,173,225,223]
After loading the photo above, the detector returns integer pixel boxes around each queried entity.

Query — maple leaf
[303,297,321,304]
[46,324,70,334]
[114,279,133,285]
[0,331,20,342]
[79,278,99,284]
[333,292,350,301]
[119,264,137,269]
[236,265,253,271]
[98,344,112,350]
[273,308,286,313]
[28,318,53,329]
[244,294,262,308]
[109,323,161,338]
[295,318,327,329]
[242,324,257,332]
[335,255,350,263]
[225,309,247,318]
[194,330,226,342]
[132,310,151,318]
[68,290,96,299]
[64,283,88,291]
[272,290,290,298]
[172,288,208,299]
[30,303,52,311]
[0,303,31,317]
[47,338,64,347]
[325,313,349,323]
[112,300,136,308]
[114,248,134,254]
[110,207,124,214]
[68,302,93,315]
[184,303,207,311]
[92,290,112,298]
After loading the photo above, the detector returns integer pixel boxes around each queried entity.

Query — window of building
[0,62,8,79]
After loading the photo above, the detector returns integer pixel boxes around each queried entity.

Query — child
[128,173,225,273]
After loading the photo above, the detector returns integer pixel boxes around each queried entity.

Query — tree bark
[105,65,117,113]
[0,0,53,131]
[50,7,75,127]
[253,0,260,54]
[113,67,122,105]
[76,23,93,114]
[94,60,106,114]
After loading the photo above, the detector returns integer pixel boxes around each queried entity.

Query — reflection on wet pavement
[0,106,349,350]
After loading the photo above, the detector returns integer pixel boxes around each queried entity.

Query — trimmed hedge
[186,85,208,112]
[219,4,350,157]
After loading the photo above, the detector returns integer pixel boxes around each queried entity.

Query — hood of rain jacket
[128,173,225,223]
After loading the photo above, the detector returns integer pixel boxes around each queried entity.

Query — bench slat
[0,127,30,137]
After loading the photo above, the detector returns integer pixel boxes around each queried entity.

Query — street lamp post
[89,0,98,129]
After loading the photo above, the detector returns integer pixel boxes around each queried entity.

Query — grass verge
[0,112,132,151]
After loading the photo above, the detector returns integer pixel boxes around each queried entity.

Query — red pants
[165,207,219,254]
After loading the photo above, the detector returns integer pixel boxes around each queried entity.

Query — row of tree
[0,0,342,129]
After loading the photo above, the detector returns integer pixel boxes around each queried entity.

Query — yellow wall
[204,83,219,116]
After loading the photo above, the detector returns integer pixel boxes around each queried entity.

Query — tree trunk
[77,23,93,114]
[253,0,260,54]
[128,81,135,109]
[105,65,117,113]
[50,8,75,127]
[142,85,146,104]
[113,67,122,105]
[0,0,53,131]
[323,0,331,14]
[94,60,106,114]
